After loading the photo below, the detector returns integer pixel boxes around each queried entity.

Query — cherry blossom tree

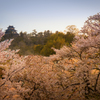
[0,13,100,100]
[0,30,28,100]
[51,12,100,99]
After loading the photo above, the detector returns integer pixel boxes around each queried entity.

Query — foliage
[40,32,75,56]
[40,32,65,56]
[65,32,75,45]
[33,44,43,55]
[1,30,52,55]
[2,30,74,56]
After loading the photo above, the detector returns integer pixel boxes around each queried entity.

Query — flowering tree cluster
[0,13,100,100]
[51,12,100,99]
[0,30,28,100]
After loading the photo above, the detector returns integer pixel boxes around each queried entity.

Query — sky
[0,0,100,34]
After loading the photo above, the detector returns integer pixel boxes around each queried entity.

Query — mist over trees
[0,13,100,100]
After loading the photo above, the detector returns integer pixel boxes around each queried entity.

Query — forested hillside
[1,29,75,56]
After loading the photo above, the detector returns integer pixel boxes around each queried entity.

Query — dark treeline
[1,30,75,56]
